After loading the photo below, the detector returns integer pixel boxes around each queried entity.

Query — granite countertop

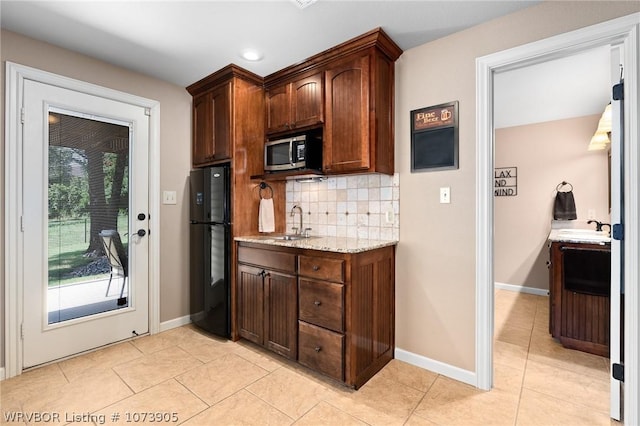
[235,235,398,254]
[548,229,611,244]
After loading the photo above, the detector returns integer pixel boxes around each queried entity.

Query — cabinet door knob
[314,346,322,352]
[312,265,320,271]
[314,300,322,306]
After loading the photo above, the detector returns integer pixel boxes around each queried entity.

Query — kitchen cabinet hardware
[314,300,322,306]
[314,346,322,352]
[312,265,320,271]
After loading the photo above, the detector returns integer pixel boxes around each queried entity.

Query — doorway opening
[492,46,614,419]
[475,13,639,424]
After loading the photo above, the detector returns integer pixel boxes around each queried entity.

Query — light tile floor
[1,290,614,425]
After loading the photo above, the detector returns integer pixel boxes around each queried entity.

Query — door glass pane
[47,110,130,324]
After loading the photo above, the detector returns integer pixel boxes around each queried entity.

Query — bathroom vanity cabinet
[548,241,611,357]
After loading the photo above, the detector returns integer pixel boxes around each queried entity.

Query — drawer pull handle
[314,300,322,306]
[312,265,320,271]
[314,346,322,352]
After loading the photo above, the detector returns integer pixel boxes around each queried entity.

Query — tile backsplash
[285,173,399,241]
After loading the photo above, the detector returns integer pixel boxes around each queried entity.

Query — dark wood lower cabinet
[236,241,395,388]
[549,241,611,357]
[237,264,264,345]
[237,246,297,360]
[298,321,344,381]
[265,271,297,359]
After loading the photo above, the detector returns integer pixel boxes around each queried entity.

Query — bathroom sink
[552,229,611,242]
[557,229,605,235]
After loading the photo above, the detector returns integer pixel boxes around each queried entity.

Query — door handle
[132,229,147,237]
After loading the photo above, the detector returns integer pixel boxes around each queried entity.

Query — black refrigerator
[189,165,231,338]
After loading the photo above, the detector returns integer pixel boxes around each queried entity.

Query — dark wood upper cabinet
[191,82,232,166]
[266,73,324,135]
[324,55,370,173]
[264,28,402,175]
[323,45,397,175]
[187,65,263,168]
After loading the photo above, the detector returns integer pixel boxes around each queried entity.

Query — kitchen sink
[271,234,316,241]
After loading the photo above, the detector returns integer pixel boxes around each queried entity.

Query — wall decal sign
[410,101,459,172]
[494,167,517,196]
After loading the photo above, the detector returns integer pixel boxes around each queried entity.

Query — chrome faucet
[290,205,303,235]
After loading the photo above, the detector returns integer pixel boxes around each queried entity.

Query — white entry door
[22,79,150,368]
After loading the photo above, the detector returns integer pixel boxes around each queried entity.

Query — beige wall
[494,115,610,291]
[1,30,193,369]
[395,1,639,372]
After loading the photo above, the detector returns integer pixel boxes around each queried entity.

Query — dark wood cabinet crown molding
[187,64,264,96]
[264,27,402,87]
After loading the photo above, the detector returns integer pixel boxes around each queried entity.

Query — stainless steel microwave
[264,132,322,172]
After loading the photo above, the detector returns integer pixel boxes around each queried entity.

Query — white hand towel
[259,198,275,233]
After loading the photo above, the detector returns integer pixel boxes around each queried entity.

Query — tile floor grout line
[512,303,536,426]
[400,390,428,425]
[240,385,297,423]
[110,365,138,396]
[400,373,440,425]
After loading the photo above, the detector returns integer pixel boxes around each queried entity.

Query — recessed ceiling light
[241,49,263,62]
[290,0,317,9]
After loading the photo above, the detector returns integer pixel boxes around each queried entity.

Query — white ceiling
[1,0,539,86]
[494,46,613,128]
[2,0,609,127]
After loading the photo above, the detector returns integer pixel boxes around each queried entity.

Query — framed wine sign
[410,101,459,172]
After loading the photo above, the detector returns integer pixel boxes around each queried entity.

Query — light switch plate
[440,187,451,204]
[162,190,177,205]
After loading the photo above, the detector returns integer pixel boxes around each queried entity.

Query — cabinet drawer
[298,321,344,382]
[238,246,296,273]
[299,256,344,283]
[299,279,344,332]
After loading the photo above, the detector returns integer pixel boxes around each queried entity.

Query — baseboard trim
[159,315,191,332]
[495,282,548,297]
[395,348,476,387]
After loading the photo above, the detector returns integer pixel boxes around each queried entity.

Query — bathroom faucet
[290,205,303,235]
[588,220,611,232]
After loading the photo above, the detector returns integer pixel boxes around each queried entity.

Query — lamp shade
[588,103,612,151]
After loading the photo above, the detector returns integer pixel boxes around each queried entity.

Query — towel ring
[556,181,573,192]
[259,182,273,199]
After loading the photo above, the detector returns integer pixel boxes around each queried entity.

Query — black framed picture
[411,101,459,172]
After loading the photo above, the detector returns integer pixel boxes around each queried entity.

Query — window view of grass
[48,215,128,287]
